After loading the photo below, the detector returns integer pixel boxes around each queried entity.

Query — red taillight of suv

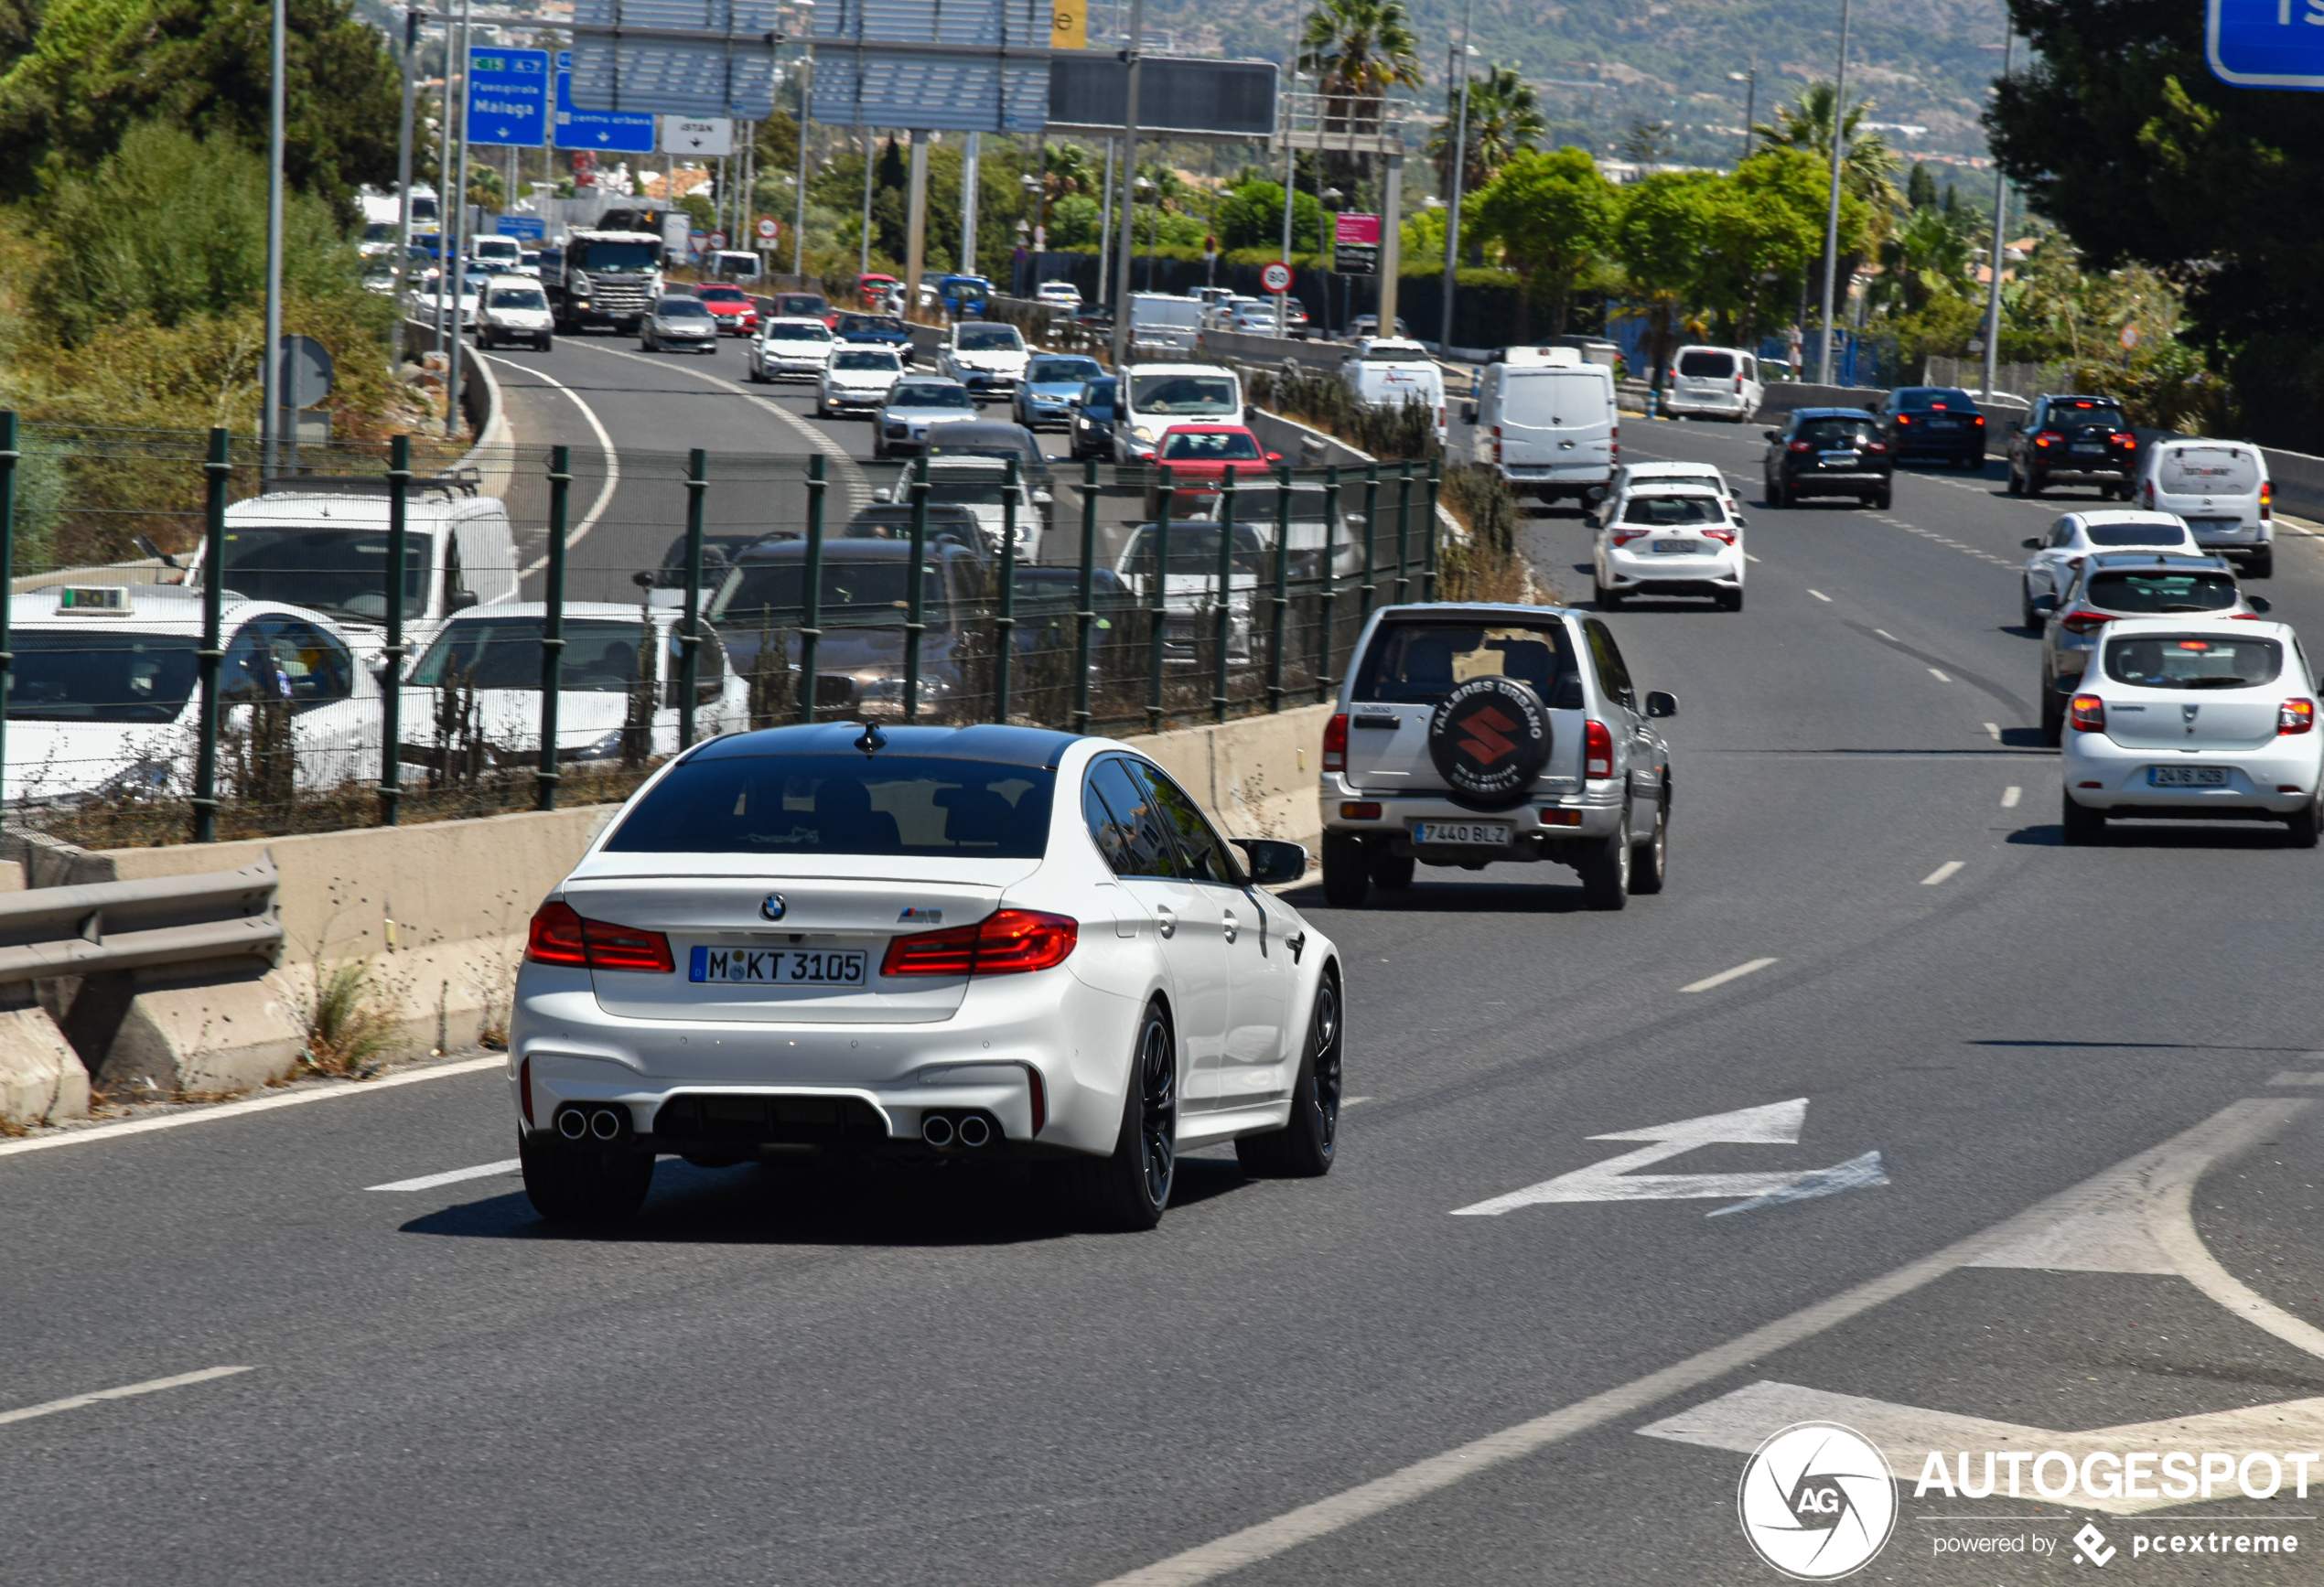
[882,910,1079,977]
[1973,414,1986,427]
[1787,439,1812,453]
[2060,609,2112,637]
[1323,712,1349,772]
[1896,413,1912,426]
[525,900,675,972]
[2069,694,2107,733]
[2262,480,2274,520]
[1865,440,1889,453]
[1584,719,1614,778]
[2111,431,2136,449]
[2280,698,2315,735]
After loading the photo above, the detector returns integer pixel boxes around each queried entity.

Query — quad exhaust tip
[955,1113,991,1148]
[558,1105,628,1142]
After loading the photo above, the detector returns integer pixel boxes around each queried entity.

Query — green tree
[1469,146,1616,338]
[1615,173,1721,385]
[1751,80,1901,216]
[1698,148,1831,344]
[0,0,401,203]
[1906,160,1939,211]
[1299,0,1423,201]
[1426,63,1544,196]
[1217,179,1322,252]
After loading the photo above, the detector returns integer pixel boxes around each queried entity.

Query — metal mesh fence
[0,415,1440,850]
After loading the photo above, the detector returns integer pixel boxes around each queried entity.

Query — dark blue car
[834,312,914,366]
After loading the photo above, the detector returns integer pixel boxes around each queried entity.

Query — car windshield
[1798,417,1877,446]
[658,299,712,318]
[958,326,1021,351]
[833,349,898,370]
[2158,446,2261,493]
[489,287,545,309]
[924,442,1031,463]
[1677,350,1735,378]
[215,528,428,621]
[1352,622,1577,705]
[2103,634,2283,690]
[607,754,1053,858]
[1120,524,1266,576]
[2046,401,2125,427]
[410,617,649,692]
[576,242,656,273]
[1130,374,1237,414]
[711,561,950,627]
[1161,431,1264,462]
[763,322,830,340]
[2086,523,2187,547]
[1619,495,1724,526]
[1081,379,1117,410]
[6,631,200,723]
[363,222,394,243]
[1028,356,1102,384]
[892,384,974,410]
[2085,569,2240,613]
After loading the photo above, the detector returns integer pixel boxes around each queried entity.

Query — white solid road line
[368,1158,522,1193]
[1091,1099,2312,1587]
[0,1056,502,1161]
[1680,957,1777,994]
[1984,722,2000,741]
[1808,589,1832,602]
[1927,668,1951,682]
[1875,628,1899,641]
[481,355,620,577]
[0,1366,252,1429]
[1921,861,1965,886]
[2001,785,2022,808]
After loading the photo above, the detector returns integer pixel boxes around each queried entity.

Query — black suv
[2006,394,2136,499]
[1762,408,1893,509]
[1876,386,1987,469]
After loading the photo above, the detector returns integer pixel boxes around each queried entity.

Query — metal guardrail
[0,857,282,983]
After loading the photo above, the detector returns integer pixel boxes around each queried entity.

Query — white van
[2138,437,2275,576]
[470,234,524,272]
[1469,347,1619,501]
[1662,345,1762,422]
[1341,338,1447,443]
[1128,294,1205,355]
[1114,363,1244,463]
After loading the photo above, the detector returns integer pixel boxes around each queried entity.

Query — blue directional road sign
[553,50,657,154]
[468,47,551,146]
[2208,0,2324,88]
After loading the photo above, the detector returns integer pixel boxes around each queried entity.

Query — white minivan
[1469,346,1618,503]
[1662,345,1762,422]
[1114,363,1244,463]
[1341,338,1446,443]
[2136,437,2275,577]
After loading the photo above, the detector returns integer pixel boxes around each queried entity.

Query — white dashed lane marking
[1927,668,1951,682]
[1681,958,1778,993]
[367,1159,522,1193]
[1921,861,1965,886]
[2001,786,2022,808]
[0,1367,253,1429]
[1808,589,1832,602]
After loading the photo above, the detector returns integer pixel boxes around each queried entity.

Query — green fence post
[1359,463,1380,618]
[1146,469,1173,734]
[1424,457,1441,601]
[678,448,706,748]
[0,413,16,812]
[904,456,929,722]
[1266,465,1291,712]
[191,428,230,842]
[993,456,1018,722]
[800,454,824,723]
[1071,459,1098,734]
[536,445,569,811]
[1316,463,1339,701]
[1393,460,1414,606]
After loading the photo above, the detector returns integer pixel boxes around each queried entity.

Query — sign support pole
[1108,0,1145,371]
[1980,32,2014,403]
[904,129,931,322]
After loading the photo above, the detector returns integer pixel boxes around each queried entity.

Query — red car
[858,272,898,307]
[1144,424,1283,514]
[694,284,759,336]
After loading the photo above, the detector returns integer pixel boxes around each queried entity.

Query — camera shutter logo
[1736,1421,1897,1579]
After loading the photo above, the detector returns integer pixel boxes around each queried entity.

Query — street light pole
[445,0,473,441]
[262,0,286,475]
[1980,32,2015,402]
[858,126,876,281]
[1730,68,1756,160]
[1814,0,1851,387]
[392,7,421,368]
[793,38,813,280]
[1439,0,1475,356]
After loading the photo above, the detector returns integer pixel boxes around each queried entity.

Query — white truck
[1468,345,1619,504]
[546,226,664,335]
[1129,293,1205,355]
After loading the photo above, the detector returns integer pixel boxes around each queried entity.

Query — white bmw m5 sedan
[510,722,1342,1229]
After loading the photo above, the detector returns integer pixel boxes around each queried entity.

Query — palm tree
[1426,64,1545,195]
[1042,141,1099,199]
[1300,0,1425,134]
[1751,80,1900,213]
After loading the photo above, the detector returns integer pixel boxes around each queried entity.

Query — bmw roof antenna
[855,721,888,756]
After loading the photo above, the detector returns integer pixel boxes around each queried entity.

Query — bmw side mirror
[1231,837,1308,886]
[1644,690,1679,719]
[2250,595,2273,614]
[2022,537,2042,549]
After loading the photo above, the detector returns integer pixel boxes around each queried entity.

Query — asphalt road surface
[7,394,2324,1585]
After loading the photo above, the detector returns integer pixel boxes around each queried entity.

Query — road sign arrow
[1451,1099,1888,1217]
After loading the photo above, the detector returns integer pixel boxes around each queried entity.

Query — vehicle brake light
[1973,414,1985,426]
[2060,609,2111,636]
[1323,712,1348,772]
[2111,431,2136,448]
[2281,698,2315,735]
[2069,695,2107,733]
[1866,440,1889,453]
[882,909,1079,976]
[1584,719,1614,778]
[1733,375,1743,393]
[2262,480,2273,520]
[1788,440,1812,453]
[2034,430,2061,448]
[1896,413,1911,425]
[1611,528,1650,547]
[526,900,675,972]
[1340,801,1382,820]
[1703,526,1737,544]
[525,900,587,966]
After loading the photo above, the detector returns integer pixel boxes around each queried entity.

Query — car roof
[1621,482,1722,498]
[1790,407,1876,419]
[762,316,831,327]
[1622,461,1721,474]
[2099,614,2289,640]
[1124,362,1236,377]
[1158,423,1255,434]
[2085,551,2230,569]
[692,722,1077,767]
[733,538,979,564]
[2066,510,2190,528]
[1369,601,1578,624]
[435,601,665,621]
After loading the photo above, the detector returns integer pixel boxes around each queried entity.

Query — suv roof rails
[259,466,482,499]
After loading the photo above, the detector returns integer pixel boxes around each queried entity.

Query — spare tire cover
[1426,677,1553,810]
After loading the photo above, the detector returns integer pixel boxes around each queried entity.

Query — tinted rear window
[1619,496,1724,526]
[607,755,1053,856]
[1798,417,1876,445]
[2103,635,2282,689]
[1677,350,1735,378]
[1352,622,1576,704]
[2085,570,2238,614]
[1893,388,1974,409]
[2047,401,2124,426]
[2087,524,2186,547]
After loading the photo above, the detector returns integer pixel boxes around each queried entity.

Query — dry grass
[297,959,405,1078]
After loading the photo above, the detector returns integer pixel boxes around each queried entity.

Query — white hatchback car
[2060,616,2322,845]
[510,724,1341,1228]
[817,346,906,417]
[2019,510,2199,627]
[1600,460,1739,515]
[1591,486,1746,611]
[748,316,836,382]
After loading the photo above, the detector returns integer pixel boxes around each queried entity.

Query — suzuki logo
[1457,704,1520,764]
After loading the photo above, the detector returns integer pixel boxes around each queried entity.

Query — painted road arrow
[1450,1099,1888,1218]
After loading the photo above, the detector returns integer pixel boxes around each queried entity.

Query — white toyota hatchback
[511,723,1341,1228]
[1590,485,1746,610]
[2060,616,2323,845]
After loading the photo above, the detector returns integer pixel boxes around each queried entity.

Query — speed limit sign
[757,217,780,241]
[1261,261,1293,294]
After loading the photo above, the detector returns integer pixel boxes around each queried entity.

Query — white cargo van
[1662,345,1762,422]
[1341,338,1447,443]
[2137,437,2275,576]
[1128,294,1205,355]
[1469,346,1618,501]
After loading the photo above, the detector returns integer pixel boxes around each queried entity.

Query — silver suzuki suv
[1318,603,1676,910]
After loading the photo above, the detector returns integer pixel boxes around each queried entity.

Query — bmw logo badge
[759,894,787,922]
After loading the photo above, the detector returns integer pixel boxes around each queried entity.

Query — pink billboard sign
[1333,212,1381,246]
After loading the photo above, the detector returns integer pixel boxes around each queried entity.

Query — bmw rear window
[607,755,1053,856]
[1352,622,1576,704]
[2085,570,2238,614]
[2104,636,2282,689]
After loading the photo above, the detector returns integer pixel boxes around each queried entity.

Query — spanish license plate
[690,945,868,986]
[1652,538,1699,553]
[1819,450,1856,466]
[1931,416,1962,429]
[2187,518,2242,534]
[1414,820,1511,845]
[2148,767,2229,788]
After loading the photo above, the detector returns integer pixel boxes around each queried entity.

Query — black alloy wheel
[1066,1003,1178,1231]
[1237,973,1343,1178]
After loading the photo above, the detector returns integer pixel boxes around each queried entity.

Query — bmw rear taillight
[526,900,673,972]
[2069,694,2106,733]
[882,909,1079,977]
[2281,698,2315,735]
[1584,719,1614,778]
[2111,431,2136,448]
[1866,440,1889,453]
[1323,712,1348,772]
[2262,481,2274,520]
[2060,609,2112,637]
[526,901,588,965]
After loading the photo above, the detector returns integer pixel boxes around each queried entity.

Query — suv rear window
[2104,635,2283,690]
[607,755,1053,856]
[1351,622,1576,704]
[2085,569,2238,614]
[1677,350,1735,378]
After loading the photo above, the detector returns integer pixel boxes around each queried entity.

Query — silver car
[640,295,718,354]
[872,378,983,459]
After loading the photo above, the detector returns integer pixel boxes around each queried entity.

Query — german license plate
[1652,538,1698,553]
[1414,820,1511,845]
[690,946,868,986]
[2148,767,2229,788]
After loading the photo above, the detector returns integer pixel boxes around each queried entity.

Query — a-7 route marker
[1451,1098,1888,1218]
